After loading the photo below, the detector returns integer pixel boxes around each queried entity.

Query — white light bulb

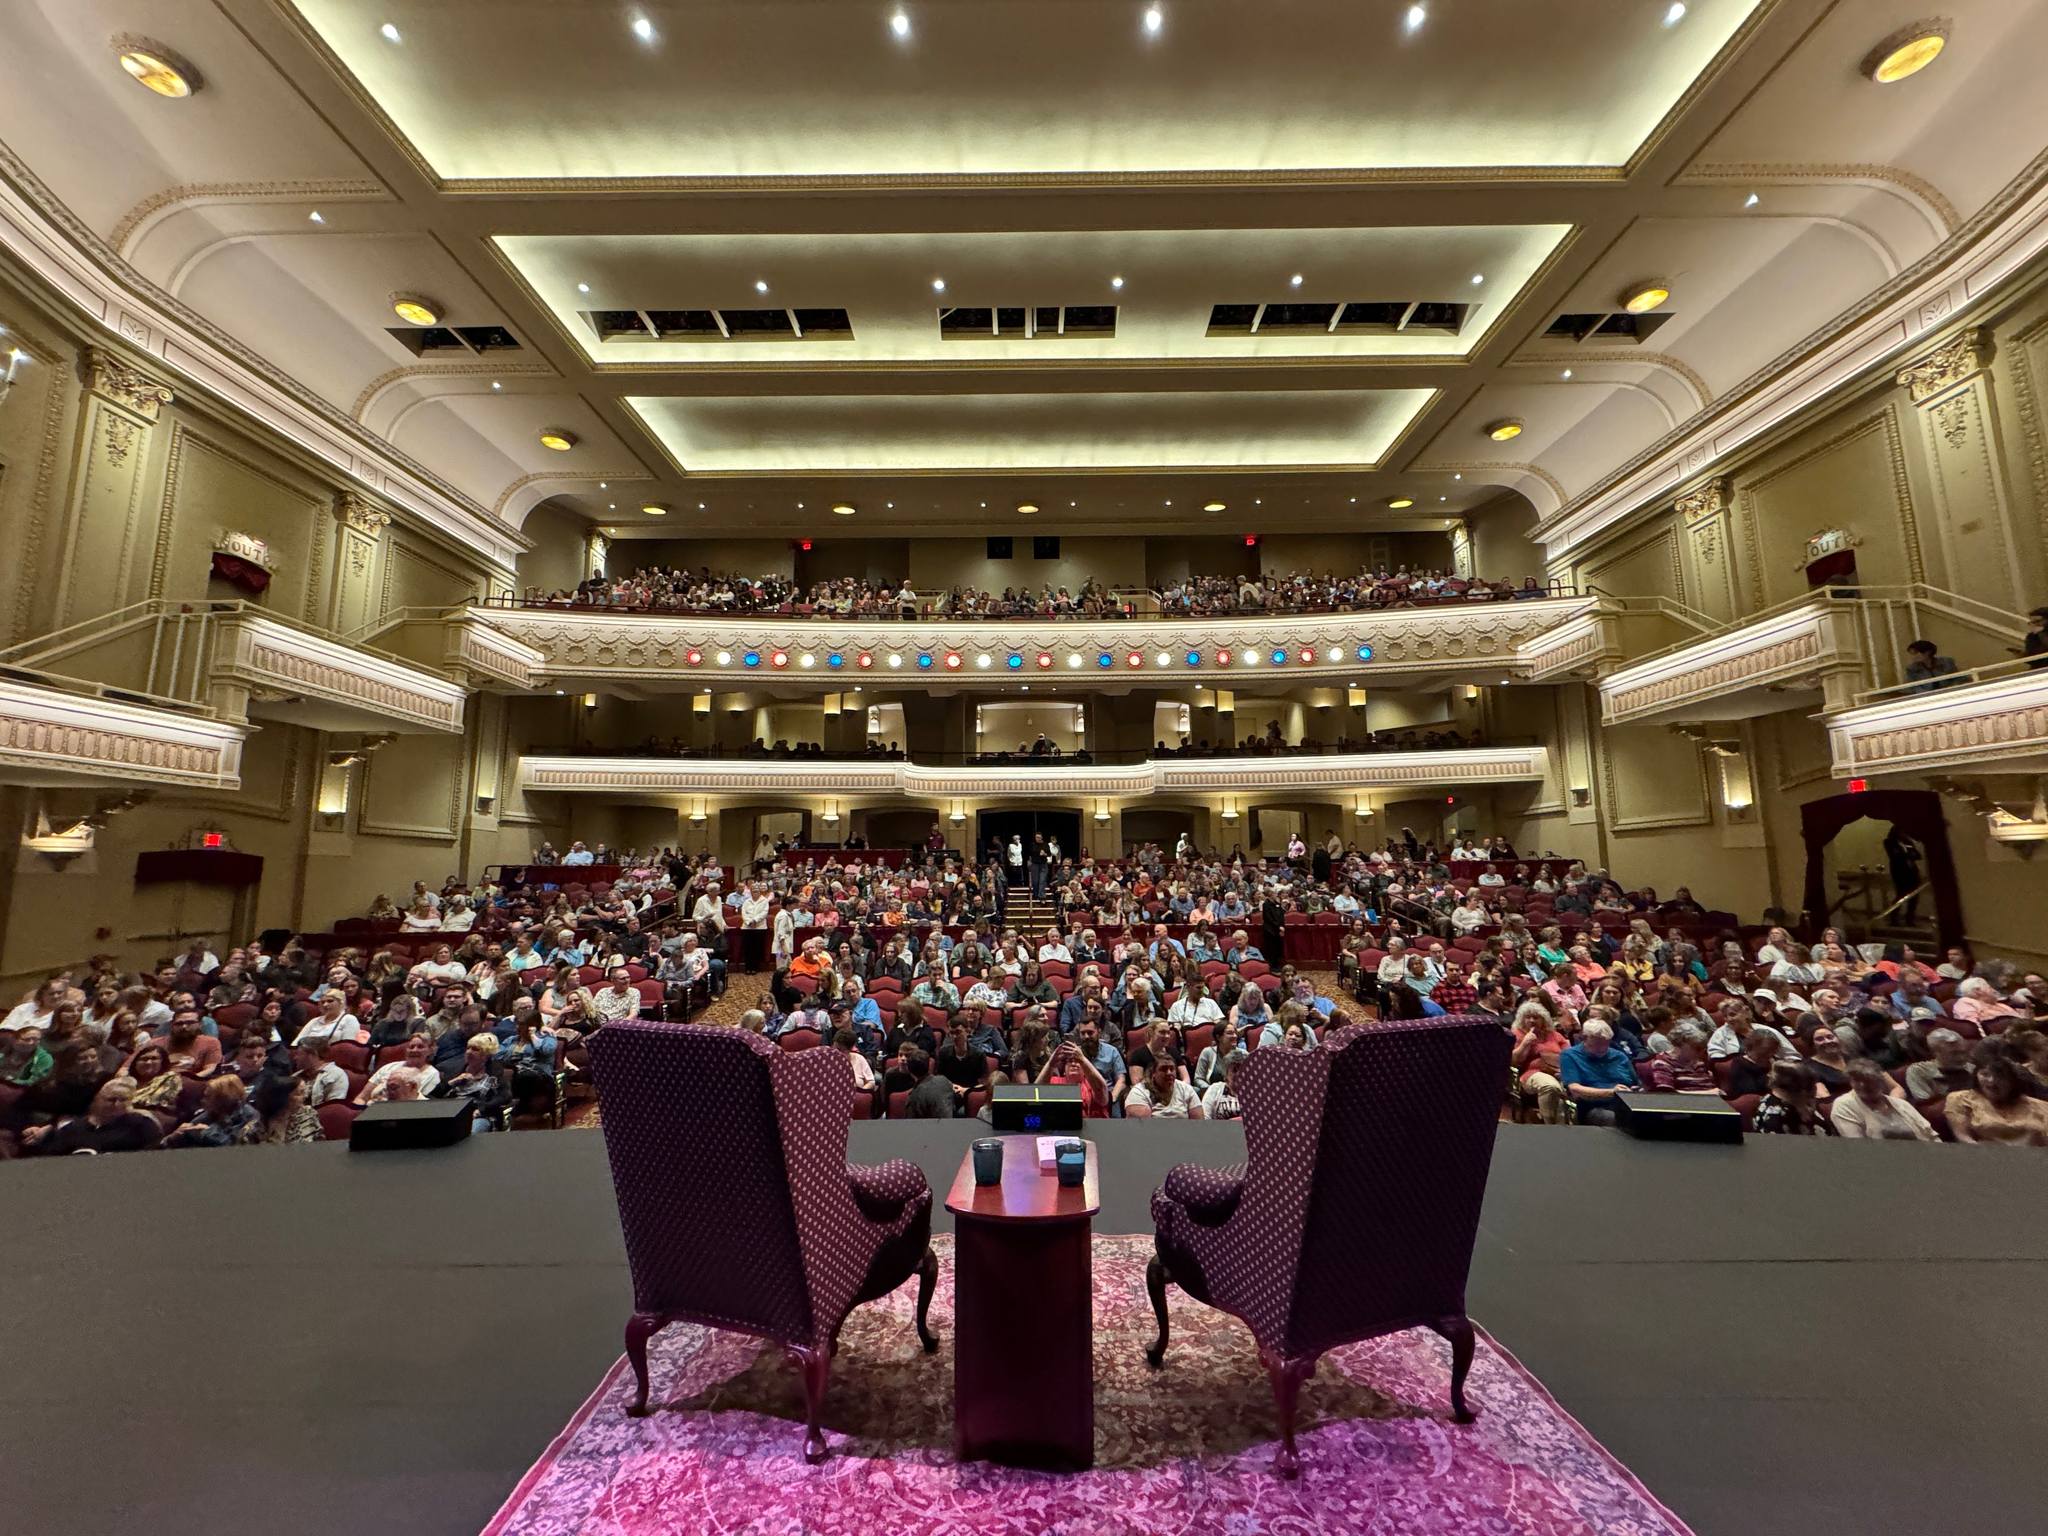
[631,14,656,43]
[1744,192,1760,209]
[1560,368,1573,380]
[754,279,769,294]
[577,282,590,294]
[1470,273,1485,285]
[308,210,324,223]
[491,380,502,390]
[1289,273,1304,287]
[932,277,946,293]
[1405,4,1427,33]
[890,10,911,39]
[1111,275,1124,289]
[380,22,401,42]
[1663,1,1686,24]
[1143,6,1163,35]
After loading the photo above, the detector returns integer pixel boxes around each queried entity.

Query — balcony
[1829,661,2048,778]
[1597,586,2025,727]
[347,607,546,693]
[0,602,471,735]
[0,671,247,789]
[1515,594,1714,683]
[519,745,1549,798]
[475,595,1599,689]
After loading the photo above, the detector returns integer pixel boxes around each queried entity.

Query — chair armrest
[1162,1161,1247,1225]
[848,1157,931,1222]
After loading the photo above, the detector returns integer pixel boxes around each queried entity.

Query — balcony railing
[518,745,1549,798]
[1829,656,2048,777]
[0,666,247,789]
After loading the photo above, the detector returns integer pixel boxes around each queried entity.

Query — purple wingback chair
[1147,1015,1509,1474]
[589,1020,938,1462]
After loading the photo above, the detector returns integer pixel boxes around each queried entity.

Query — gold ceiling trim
[1619,0,1788,180]
[1676,161,1960,236]
[110,177,390,256]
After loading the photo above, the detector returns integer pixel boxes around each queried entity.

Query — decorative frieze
[334,491,394,537]
[212,613,467,733]
[1674,478,1730,522]
[519,748,1549,799]
[0,677,245,789]
[78,345,174,422]
[1598,599,1860,725]
[1828,670,2048,777]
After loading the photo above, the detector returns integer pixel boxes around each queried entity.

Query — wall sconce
[582,692,599,710]
[0,345,26,408]
[1220,798,1240,822]
[1093,799,1111,823]
[688,799,707,824]
[822,692,841,718]
[1215,689,1234,714]
[1346,687,1367,709]
[1354,798,1374,820]
[821,799,841,824]
[1570,785,1592,807]
[1464,684,1481,702]
[949,800,966,824]
[693,692,712,715]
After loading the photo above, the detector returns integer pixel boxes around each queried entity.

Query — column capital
[78,346,174,422]
[1894,327,1992,403]
[333,490,393,537]
[1674,476,1731,522]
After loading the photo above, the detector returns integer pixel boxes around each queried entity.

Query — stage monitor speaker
[1032,535,1061,560]
[990,1082,1083,1134]
[349,1098,475,1150]
[986,536,1013,560]
[1613,1091,1743,1145]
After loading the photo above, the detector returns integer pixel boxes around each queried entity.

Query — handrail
[1582,585,1719,633]
[340,603,474,646]
[1851,653,2048,706]
[0,660,223,717]
[0,601,167,669]
[524,739,1529,767]
[1615,583,2026,677]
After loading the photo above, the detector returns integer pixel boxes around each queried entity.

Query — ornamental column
[54,347,175,625]
[328,492,392,635]
[1894,328,2023,608]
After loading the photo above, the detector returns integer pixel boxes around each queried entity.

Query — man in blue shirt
[1073,1015,1127,1115]
[1558,1019,1639,1126]
[1146,923,1186,966]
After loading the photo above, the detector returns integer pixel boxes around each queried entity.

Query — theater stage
[4,1124,2041,1536]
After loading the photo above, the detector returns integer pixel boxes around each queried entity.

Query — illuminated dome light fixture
[538,428,578,452]
[1620,281,1670,314]
[390,292,442,326]
[114,37,202,98]
[831,502,857,516]
[1015,502,1039,515]
[640,502,669,516]
[1485,418,1525,443]
[1203,501,1226,513]
[1863,20,1949,83]
[1387,496,1414,509]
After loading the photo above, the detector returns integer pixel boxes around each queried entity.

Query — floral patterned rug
[482,1236,1691,1536]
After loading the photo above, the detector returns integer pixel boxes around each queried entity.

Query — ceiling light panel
[623,388,1433,473]
[293,0,1765,180]
[498,224,1567,365]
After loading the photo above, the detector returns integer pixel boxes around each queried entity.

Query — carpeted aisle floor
[482,1234,1689,1536]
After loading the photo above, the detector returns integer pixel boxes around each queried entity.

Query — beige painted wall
[907,535,1148,595]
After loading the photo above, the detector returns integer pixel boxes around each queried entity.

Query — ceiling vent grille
[1206,299,1471,336]
[580,307,853,342]
[937,305,1118,339]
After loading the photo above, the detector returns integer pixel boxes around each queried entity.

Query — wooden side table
[945,1135,1101,1469]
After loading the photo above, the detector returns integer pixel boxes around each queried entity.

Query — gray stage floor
[3,1121,2044,1536]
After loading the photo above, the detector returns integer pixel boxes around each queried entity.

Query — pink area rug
[483,1235,1691,1536]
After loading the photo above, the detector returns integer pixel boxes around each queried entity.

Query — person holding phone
[1034,1031,1110,1118]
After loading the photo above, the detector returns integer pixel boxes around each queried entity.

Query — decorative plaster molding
[1678,161,1960,237]
[0,141,528,570]
[1599,599,1858,725]
[211,614,467,733]
[480,598,1598,686]
[1828,670,2048,777]
[519,748,1549,799]
[0,677,245,789]
[333,491,393,537]
[1535,148,2048,561]
[1675,477,1730,522]
[79,345,173,421]
[1894,326,1992,402]
[109,178,388,256]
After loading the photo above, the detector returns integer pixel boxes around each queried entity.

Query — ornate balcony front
[1829,665,2048,779]
[477,597,1597,689]
[519,746,1549,798]
[0,675,247,790]
[211,612,469,734]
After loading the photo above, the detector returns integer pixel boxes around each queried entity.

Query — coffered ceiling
[1,0,2045,551]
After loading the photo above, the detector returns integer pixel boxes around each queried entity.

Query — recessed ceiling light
[609,503,616,509]
[641,503,668,516]
[1439,495,1448,502]
[630,14,657,44]
[1621,281,1670,314]
[1662,2,1685,26]
[932,278,946,293]
[1016,502,1039,514]
[1744,192,1760,209]
[1111,275,1125,290]
[1388,497,1414,509]
[1470,273,1485,285]
[307,210,324,223]
[576,281,590,294]
[890,9,912,40]
[754,279,769,294]
[1143,6,1164,36]
[1254,498,1261,505]
[1349,496,1357,504]
[1863,22,1947,83]
[1404,4,1427,33]
[697,502,706,510]
[1560,368,1573,380]
[1289,273,1304,288]
[491,380,502,390]
[1203,501,1226,513]
[538,428,577,452]
[832,503,857,516]
[391,293,441,326]
[1485,418,1525,442]
[115,38,202,98]
[979,501,987,508]
[797,502,805,509]
[599,482,607,489]
[1453,472,1462,480]
[380,22,402,43]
